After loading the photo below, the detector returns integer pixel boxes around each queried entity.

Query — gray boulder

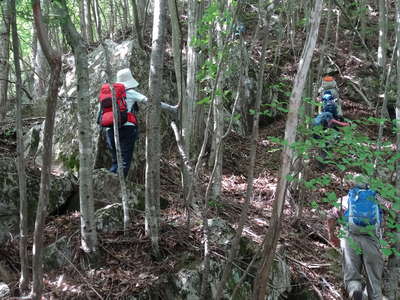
[92,168,144,209]
[0,157,77,239]
[0,282,10,298]
[34,40,140,173]
[43,236,72,271]
[160,218,291,300]
[93,168,145,232]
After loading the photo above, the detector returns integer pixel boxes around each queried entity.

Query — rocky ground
[0,10,396,299]
[1,100,384,299]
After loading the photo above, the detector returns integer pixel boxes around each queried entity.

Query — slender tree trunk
[86,0,94,43]
[183,0,198,155]
[359,0,367,43]
[109,0,115,39]
[316,0,332,89]
[79,0,88,41]
[378,0,387,69]
[58,0,97,253]
[385,2,400,298]
[31,1,62,299]
[137,0,146,24]
[33,0,50,99]
[10,0,28,293]
[209,1,227,201]
[168,0,183,105]
[145,0,167,258]
[93,0,131,234]
[130,0,144,49]
[168,0,192,206]
[252,1,323,298]
[334,4,340,50]
[0,0,10,121]
[215,25,272,298]
[123,0,130,32]
[182,0,202,202]
[92,0,100,41]
[79,0,93,43]
[376,40,396,172]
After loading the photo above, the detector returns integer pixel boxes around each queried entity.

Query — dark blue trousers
[106,125,138,177]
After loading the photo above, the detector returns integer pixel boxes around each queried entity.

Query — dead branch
[343,75,373,109]
[0,117,45,126]
[55,247,104,299]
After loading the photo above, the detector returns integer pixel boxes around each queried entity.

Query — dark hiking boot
[351,290,363,300]
[109,163,117,173]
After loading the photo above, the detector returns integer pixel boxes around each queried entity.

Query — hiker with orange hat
[318,75,343,117]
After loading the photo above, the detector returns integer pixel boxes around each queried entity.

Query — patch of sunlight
[114,41,131,60]
[48,274,82,294]
[221,175,247,192]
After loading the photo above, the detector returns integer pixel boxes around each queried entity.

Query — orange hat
[323,76,334,82]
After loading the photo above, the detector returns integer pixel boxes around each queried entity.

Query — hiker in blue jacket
[326,176,389,300]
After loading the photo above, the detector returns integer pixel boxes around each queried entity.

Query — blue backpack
[343,188,383,227]
[322,91,338,117]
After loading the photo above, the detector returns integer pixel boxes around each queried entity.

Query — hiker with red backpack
[98,68,177,177]
[98,68,145,177]
[326,176,389,300]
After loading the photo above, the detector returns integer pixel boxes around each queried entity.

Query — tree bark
[145,0,167,258]
[10,0,28,292]
[123,0,130,32]
[130,0,144,49]
[215,34,267,300]
[58,0,98,253]
[109,0,115,39]
[182,0,203,163]
[33,0,50,99]
[79,0,87,41]
[137,0,146,24]
[180,0,203,203]
[93,0,131,234]
[31,0,62,299]
[208,1,226,201]
[385,2,400,298]
[167,0,183,105]
[80,0,93,43]
[378,0,387,69]
[252,0,323,298]
[0,0,10,121]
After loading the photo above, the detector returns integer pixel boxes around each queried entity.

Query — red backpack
[98,83,137,127]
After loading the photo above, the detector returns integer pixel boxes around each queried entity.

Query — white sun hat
[116,68,139,89]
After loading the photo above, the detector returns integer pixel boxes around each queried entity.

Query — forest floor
[1,13,394,299]
[0,95,386,300]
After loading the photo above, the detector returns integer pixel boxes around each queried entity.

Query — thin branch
[343,75,373,109]
[55,248,104,299]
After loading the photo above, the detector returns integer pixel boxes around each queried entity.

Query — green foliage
[260,99,289,117]
[293,110,400,255]
[208,199,223,208]
[59,152,79,172]
[195,0,241,113]
[2,128,16,138]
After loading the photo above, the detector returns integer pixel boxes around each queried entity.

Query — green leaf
[197,97,211,105]
[381,248,393,257]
